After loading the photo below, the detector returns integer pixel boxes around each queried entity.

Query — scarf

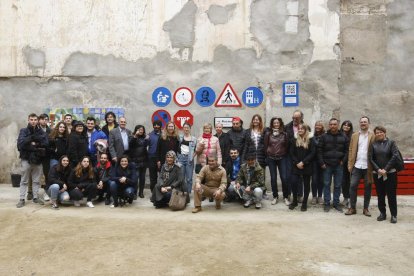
[202,133,212,157]
[272,128,280,136]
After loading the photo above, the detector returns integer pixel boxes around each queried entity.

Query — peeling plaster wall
[0,0,413,181]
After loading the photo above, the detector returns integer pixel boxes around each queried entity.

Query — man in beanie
[148,120,162,192]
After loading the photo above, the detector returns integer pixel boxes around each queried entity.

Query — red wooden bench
[358,161,414,195]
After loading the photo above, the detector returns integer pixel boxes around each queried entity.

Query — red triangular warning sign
[214,83,242,107]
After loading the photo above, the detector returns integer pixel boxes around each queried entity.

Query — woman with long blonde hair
[288,123,315,211]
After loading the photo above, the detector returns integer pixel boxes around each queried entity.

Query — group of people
[15,110,402,223]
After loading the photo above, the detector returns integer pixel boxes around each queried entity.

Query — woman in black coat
[129,125,149,198]
[48,121,69,168]
[156,121,179,168]
[67,121,88,168]
[109,156,138,207]
[46,155,71,209]
[151,151,186,209]
[369,126,401,224]
[67,156,97,207]
[289,124,315,211]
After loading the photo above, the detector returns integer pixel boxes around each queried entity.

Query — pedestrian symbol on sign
[215,83,242,107]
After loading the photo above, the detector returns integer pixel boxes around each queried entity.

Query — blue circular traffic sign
[195,87,216,107]
[242,87,263,107]
[152,87,171,107]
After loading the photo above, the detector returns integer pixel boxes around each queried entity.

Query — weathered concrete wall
[0,0,413,181]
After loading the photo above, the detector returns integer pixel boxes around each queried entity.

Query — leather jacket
[369,138,399,172]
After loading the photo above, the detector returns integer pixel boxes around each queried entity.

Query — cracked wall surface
[0,0,413,181]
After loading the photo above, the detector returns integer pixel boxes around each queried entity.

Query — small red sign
[173,110,194,129]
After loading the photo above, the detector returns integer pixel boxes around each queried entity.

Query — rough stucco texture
[0,0,413,182]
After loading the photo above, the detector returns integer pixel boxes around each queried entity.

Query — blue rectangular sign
[282,82,299,107]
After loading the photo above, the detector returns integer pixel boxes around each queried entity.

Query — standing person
[192,155,227,213]
[38,113,51,188]
[49,121,69,168]
[195,123,222,173]
[85,117,108,166]
[227,117,246,161]
[318,118,349,212]
[46,155,71,209]
[235,153,266,209]
[129,125,149,198]
[109,117,132,164]
[178,122,197,193]
[340,120,354,207]
[214,123,230,168]
[311,121,325,205]
[67,156,97,207]
[151,151,186,209]
[369,126,400,223]
[345,116,375,216]
[94,153,112,205]
[285,110,305,202]
[148,120,162,192]
[157,121,180,169]
[64,114,73,134]
[243,114,266,168]
[101,111,119,137]
[67,121,88,168]
[263,117,290,205]
[288,124,315,211]
[16,113,49,208]
[109,156,138,207]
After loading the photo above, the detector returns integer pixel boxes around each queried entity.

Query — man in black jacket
[214,123,230,167]
[227,117,246,161]
[95,153,112,205]
[318,118,349,212]
[16,113,49,208]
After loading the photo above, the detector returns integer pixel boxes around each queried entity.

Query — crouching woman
[67,156,97,208]
[109,156,138,207]
[46,155,71,209]
[151,151,186,208]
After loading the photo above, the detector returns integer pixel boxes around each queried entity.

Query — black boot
[289,196,298,210]
[301,203,307,211]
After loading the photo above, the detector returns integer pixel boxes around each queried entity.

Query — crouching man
[192,154,227,213]
[236,153,265,209]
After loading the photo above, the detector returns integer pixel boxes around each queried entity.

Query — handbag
[169,189,187,211]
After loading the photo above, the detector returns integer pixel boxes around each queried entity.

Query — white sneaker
[311,197,317,205]
[86,201,95,208]
[271,198,278,205]
[43,192,50,202]
[318,197,324,205]
[74,201,81,207]
[298,196,303,203]
[284,198,291,206]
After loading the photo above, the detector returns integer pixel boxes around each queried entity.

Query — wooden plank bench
[358,161,414,195]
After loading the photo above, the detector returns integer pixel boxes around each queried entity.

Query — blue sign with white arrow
[195,87,216,107]
[242,87,263,107]
[152,87,172,107]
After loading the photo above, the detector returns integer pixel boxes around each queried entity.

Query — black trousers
[342,166,351,199]
[137,167,146,195]
[375,172,397,217]
[42,158,50,187]
[69,184,97,201]
[148,157,158,191]
[291,174,311,204]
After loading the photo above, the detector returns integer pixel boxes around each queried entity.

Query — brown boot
[345,208,356,215]
[215,200,222,209]
[192,206,202,213]
[363,208,371,217]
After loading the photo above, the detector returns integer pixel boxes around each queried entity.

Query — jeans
[148,156,158,191]
[323,164,343,206]
[47,184,70,202]
[227,183,243,201]
[349,167,371,209]
[19,160,42,200]
[312,161,324,198]
[375,172,397,217]
[242,187,263,203]
[68,183,97,201]
[267,157,290,198]
[109,181,135,203]
[178,154,194,193]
